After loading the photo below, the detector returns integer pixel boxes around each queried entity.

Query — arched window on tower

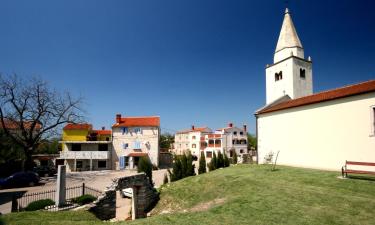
[300,68,306,79]
[275,71,283,81]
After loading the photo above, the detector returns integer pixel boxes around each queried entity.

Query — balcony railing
[60,151,110,160]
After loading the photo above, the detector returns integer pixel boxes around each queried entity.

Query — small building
[201,123,248,161]
[59,124,112,172]
[112,114,160,170]
[173,126,211,157]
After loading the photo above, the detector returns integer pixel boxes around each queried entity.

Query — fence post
[11,194,18,212]
[82,183,85,196]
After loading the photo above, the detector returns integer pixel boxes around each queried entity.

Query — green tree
[224,153,230,167]
[138,156,153,185]
[233,151,238,164]
[171,156,182,181]
[186,151,195,176]
[198,151,207,174]
[180,154,188,178]
[160,133,174,149]
[217,151,224,168]
[212,152,217,170]
[247,133,257,149]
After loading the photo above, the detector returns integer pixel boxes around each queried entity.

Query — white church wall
[257,92,375,171]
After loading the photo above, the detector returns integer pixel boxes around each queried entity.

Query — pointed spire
[275,8,303,52]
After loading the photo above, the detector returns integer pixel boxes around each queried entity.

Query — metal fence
[12,183,102,212]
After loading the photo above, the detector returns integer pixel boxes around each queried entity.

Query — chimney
[191,125,195,130]
[102,126,105,130]
[243,124,247,132]
[116,114,121,123]
[228,122,233,128]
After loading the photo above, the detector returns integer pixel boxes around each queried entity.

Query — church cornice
[265,55,312,69]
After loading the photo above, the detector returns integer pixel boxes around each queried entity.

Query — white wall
[112,126,159,169]
[257,92,375,171]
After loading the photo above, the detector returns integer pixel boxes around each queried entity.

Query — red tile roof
[256,79,375,115]
[0,120,42,130]
[63,123,92,130]
[93,130,112,135]
[176,127,209,134]
[128,152,148,157]
[113,116,160,127]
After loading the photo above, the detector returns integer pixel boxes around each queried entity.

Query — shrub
[180,154,188,178]
[138,156,153,184]
[233,151,238,164]
[224,153,230,167]
[217,151,224,168]
[72,194,96,205]
[170,152,196,181]
[25,199,55,211]
[198,151,207,174]
[212,152,217,170]
[208,161,215,171]
[186,151,195,176]
[171,156,182,181]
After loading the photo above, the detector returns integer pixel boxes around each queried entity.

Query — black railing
[12,183,102,212]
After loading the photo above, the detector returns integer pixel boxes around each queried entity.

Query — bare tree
[0,74,84,170]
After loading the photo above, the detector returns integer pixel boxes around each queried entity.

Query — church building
[255,8,375,171]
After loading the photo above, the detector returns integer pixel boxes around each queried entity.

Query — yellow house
[59,123,112,172]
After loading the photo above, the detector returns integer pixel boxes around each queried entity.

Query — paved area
[0,169,167,214]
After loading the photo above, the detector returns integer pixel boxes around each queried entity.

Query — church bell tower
[265,8,313,104]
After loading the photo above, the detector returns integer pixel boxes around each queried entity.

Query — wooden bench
[342,161,375,178]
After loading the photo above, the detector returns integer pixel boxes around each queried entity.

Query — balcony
[60,151,110,160]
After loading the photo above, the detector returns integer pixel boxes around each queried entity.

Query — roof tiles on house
[176,127,209,134]
[93,130,112,135]
[0,120,42,130]
[113,116,160,128]
[63,123,92,130]
[256,79,375,115]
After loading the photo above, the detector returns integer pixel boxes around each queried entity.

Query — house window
[192,144,196,148]
[133,127,142,134]
[133,141,141,149]
[300,68,306,79]
[123,143,129,149]
[240,149,244,154]
[215,140,221,145]
[372,107,375,135]
[98,144,108,151]
[98,160,107,168]
[208,140,214,145]
[233,131,237,135]
[240,131,243,135]
[192,136,196,140]
[275,71,283,81]
[206,151,212,158]
[76,161,83,169]
[122,127,128,135]
[72,144,81,151]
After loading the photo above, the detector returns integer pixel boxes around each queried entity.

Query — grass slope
[3,165,375,225]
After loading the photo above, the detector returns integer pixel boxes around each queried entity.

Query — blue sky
[0,0,374,134]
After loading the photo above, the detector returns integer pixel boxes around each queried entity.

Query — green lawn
[3,165,375,225]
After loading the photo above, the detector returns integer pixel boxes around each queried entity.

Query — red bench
[342,161,375,178]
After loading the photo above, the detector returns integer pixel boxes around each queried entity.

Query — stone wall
[88,173,159,220]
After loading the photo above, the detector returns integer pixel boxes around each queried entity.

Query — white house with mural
[255,8,375,171]
[112,114,160,170]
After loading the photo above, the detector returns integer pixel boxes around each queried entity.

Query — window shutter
[119,156,125,169]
